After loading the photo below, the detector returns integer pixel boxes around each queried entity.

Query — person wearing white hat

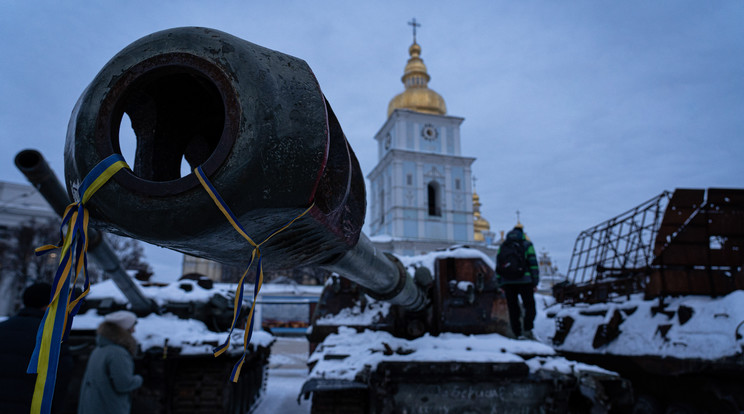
[77,311,142,414]
[103,310,138,332]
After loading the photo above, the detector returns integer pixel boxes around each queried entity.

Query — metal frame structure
[566,191,671,286]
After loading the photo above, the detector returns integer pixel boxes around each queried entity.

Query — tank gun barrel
[14,149,157,314]
[60,27,427,311]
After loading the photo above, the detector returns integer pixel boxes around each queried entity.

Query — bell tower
[367,20,476,256]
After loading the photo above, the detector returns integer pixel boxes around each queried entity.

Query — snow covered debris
[73,277,280,355]
[307,327,559,382]
[397,247,496,275]
[314,299,391,327]
[456,280,474,292]
[539,291,744,360]
[524,356,615,376]
[86,278,322,306]
[73,310,274,354]
[85,278,234,306]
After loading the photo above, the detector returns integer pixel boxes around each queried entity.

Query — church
[367,22,497,257]
[182,23,501,282]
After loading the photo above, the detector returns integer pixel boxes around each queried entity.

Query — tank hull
[550,188,744,412]
[62,329,271,414]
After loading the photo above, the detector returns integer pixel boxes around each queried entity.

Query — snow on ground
[254,368,311,414]
[535,290,744,360]
[254,336,311,414]
[534,293,558,342]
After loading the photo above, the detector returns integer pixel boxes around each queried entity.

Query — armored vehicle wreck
[546,188,744,413]
[304,246,632,413]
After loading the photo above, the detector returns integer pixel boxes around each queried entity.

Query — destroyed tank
[546,188,744,413]
[15,149,273,414]
[302,245,638,413]
[48,26,634,413]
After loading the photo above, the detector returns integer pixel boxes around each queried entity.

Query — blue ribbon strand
[194,166,313,382]
[28,154,129,414]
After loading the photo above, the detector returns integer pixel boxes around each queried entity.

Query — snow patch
[537,291,744,360]
[397,247,496,275]
[315,300,391,326]
[308,328,559,382]
[73,310,274,354]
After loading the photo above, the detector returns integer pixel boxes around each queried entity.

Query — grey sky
[1,1,742,280]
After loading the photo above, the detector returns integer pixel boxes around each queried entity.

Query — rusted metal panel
[650,188,744,297]
[593,309,624,349]
[708,188,744,205]
[658,246,744,266]
[433,257,509,336]
[653,189,703,256]
[553,273,645,304]
[646,268,744,297]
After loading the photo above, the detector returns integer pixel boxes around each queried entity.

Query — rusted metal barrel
[14,149,156,314]
[64,27,427,310]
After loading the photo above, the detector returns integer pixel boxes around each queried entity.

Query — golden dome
[472,191,491,242]
[387,42,447,118]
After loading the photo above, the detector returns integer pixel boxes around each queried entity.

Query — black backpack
[496,238,526,280]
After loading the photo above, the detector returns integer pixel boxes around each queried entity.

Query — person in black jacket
[0,282,73,414]
[496,225,540,340]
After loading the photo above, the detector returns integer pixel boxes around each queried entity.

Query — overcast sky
[1,1,742,281]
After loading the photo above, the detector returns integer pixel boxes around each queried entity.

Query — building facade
[0,181,58,238]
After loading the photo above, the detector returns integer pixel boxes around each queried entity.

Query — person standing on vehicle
[496,223,540,340]
[78,310,142,414]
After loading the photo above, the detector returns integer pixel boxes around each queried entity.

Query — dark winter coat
[0,307,73,414]
[77,321,142,414]
[495,228,540,286]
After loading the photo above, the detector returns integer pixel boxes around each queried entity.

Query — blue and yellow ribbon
[194,166,313,382]
[28,154,129,414]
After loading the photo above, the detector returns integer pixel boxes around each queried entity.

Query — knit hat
[104,310,137,330]
[23,282,52,309]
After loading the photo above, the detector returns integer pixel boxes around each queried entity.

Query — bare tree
[0,220,153,314]
[0,218,59,314]
[105,234,153,276]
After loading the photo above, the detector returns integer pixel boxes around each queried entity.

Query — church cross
[516,210,521,224]
[408,18,421,43]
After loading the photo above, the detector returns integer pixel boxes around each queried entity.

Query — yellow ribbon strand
[194,166,314,382]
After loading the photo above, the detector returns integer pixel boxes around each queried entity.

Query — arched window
[379,189,385,224]
[427,181,441,217]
